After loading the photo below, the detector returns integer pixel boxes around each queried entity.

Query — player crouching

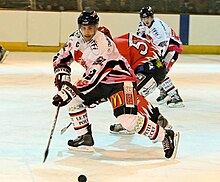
[52,9,179,159]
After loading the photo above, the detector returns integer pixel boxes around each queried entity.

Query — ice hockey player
[97,27,171,134]
[52,9,179,159]
[0,46,9,63]
[137,6,184,108]
[98,27,166,98]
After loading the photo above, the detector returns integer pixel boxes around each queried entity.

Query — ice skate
[0,48,9,63]
[156,88,169,104]
[162,129,180,159]
[167,89,184,108]
[68,125,95,152]
[109,123,135,135]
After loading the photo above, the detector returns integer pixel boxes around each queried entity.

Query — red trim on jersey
[151,124,159,140]
[74,123,89,130]
[69,109,86,117]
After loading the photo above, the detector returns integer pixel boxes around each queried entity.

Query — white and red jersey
[137,17,182,55]
[113,33,160,70]
[53,30,136,94]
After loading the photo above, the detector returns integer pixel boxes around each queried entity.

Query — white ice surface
[0,52,220,182]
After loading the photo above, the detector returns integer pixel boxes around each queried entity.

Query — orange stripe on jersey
[103,67,113,75]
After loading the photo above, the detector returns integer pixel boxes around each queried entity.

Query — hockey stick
[43,104,61,163]
[61,122,72,135]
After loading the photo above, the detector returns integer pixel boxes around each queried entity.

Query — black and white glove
[54,66,71,90]
[52,82,78,107]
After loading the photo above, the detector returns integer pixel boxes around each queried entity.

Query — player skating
[52,9,179,159]
[137,6,184,108]
[97,27,171,134]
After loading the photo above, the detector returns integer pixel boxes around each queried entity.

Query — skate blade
[68,146,95,152]
[171,132,180,160]
[168,102,185,108]
[110,130,135,135]
[157,96,170,105]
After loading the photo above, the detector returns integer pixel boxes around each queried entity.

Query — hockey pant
[67,82,137,136]
[67,82,165,142]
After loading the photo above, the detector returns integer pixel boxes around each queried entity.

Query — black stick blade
[43,148,49,163]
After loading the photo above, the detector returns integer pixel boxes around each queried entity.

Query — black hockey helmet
[78,9,99,26]
[139,6,154,18]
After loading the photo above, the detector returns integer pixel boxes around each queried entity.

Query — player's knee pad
[160,77,176,95]
[68,96,89,136]
[117,114,138,131]
[136,73,157,97]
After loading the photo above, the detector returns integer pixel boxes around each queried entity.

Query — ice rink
[0,52,220,182]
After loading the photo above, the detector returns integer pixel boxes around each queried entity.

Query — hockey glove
[52,82,78,107]
[54,65,71,90]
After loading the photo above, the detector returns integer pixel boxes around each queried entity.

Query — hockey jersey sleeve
[53,34,74,70]
[136,21,147,38]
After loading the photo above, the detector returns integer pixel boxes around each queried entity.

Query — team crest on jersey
[74,31,81,38]
[89,39,98,50]
[93,56,106,66]
[151,28,159,36]
[155,59,163,68]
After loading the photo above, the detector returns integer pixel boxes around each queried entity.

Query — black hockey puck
[78,174,87,182]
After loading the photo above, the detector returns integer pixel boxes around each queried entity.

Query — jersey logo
[93,56,106,66]
[155,59,163,68]
[151,28,159,36]
[84,69,96,80]
[76,41,80,47]
[89,39,98,50]
[110,91,124,109]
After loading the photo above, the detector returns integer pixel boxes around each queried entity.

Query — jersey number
[128,34,149,56]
